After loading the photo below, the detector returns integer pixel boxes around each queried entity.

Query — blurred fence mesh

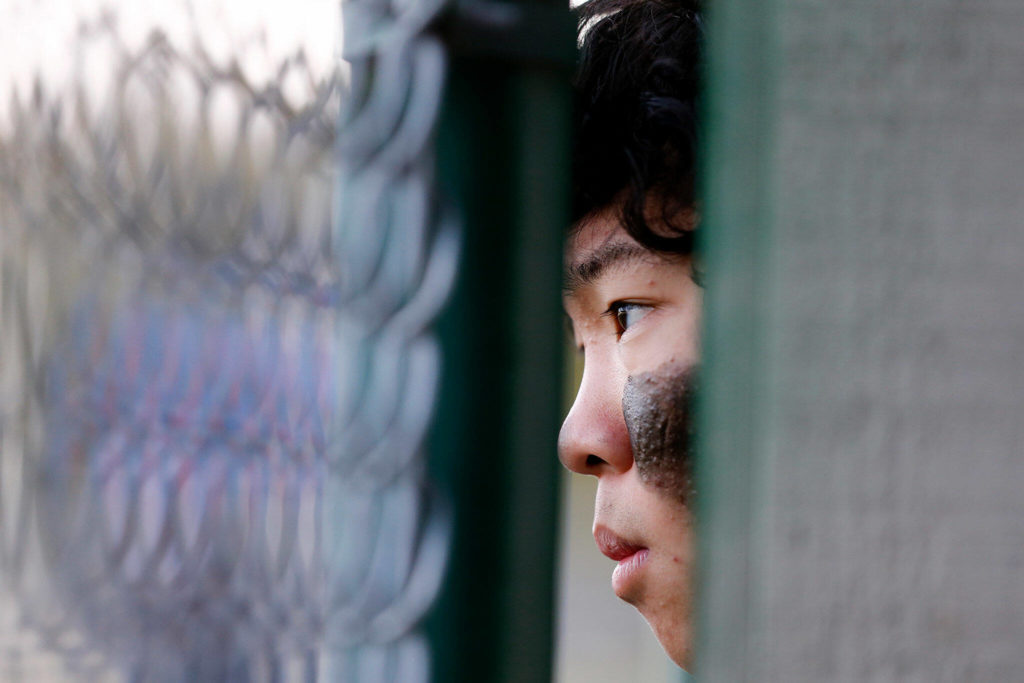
[0,1,452,680]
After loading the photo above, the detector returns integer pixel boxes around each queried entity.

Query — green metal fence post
[427,4,575,680]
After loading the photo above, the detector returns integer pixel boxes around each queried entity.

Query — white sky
[0,0,341,119]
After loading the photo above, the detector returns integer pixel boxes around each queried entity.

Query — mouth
[594,526,650,598]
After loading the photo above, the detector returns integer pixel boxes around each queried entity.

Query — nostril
[585,454,606,468]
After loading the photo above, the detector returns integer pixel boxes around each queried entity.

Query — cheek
[634,502,696,667]
[619,308,700,374]
[621,362,698,503]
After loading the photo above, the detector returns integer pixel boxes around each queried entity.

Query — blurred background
[0,0,448,679]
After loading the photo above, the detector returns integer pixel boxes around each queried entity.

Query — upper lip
[593,525,646,561]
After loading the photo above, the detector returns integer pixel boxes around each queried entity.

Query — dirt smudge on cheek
[622,361,698,504]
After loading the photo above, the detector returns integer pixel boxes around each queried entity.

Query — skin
[623,361,698,504]
[559,206,701,670]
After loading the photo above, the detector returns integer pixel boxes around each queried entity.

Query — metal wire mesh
[0,1,453,680]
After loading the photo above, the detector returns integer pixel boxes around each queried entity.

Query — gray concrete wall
[701,2,1024,681]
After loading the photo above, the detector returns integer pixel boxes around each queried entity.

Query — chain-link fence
[0,2,453,680]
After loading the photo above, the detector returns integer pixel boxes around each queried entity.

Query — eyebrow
[562,241,651,295]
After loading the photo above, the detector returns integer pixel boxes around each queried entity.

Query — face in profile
[559,206,701,670]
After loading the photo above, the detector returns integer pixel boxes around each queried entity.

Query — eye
[609,302,651,335]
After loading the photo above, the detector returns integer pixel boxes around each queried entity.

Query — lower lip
[611,548,650,595]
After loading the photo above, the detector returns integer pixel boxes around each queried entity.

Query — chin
[634,572,694,671]
[647,614,693,671]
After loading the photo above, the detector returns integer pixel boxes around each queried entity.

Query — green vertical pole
[696,0,778,680]
[426,5,575,682]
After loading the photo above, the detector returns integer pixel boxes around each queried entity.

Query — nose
[558,361,634,477]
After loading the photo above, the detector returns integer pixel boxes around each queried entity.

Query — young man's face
[559,205,701,670]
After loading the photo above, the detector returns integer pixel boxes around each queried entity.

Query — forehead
[566,209,628,260]
[563,212,675,297]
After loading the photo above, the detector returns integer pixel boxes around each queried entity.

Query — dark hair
[572,0,702,254]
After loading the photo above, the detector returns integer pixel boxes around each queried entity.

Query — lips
[594,526,644,561]
[594,526,650,597]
